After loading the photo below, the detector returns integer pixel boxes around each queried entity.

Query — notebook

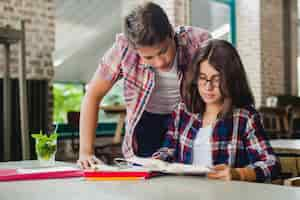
[0,166,83,181]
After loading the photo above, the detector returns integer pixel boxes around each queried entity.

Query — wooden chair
[259,107,289,139]
[94,105,126,164]
[288,106,300,138]
[67,111,80,153]
[284,177,300,186]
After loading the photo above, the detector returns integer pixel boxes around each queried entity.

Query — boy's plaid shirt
[97,26,211,158]
[154,103,281,182]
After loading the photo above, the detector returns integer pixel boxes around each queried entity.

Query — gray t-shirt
[145,55,180,114]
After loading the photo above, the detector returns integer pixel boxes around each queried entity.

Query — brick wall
[0,0,55,130]
[236,0,263,107]
[260,0,285,102]
[286,0,298,96]
[236,0,297,107]
[0,0,55,79]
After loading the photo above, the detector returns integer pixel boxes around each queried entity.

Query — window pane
[190,0,231,42]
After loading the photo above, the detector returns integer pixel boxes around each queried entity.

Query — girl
[153,39,280,182]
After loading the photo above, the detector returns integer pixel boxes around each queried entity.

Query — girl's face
[197,60,223,107]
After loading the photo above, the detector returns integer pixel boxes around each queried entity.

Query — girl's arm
[242,112,281,182]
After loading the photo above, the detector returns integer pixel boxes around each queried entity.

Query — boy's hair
[124,2,173,47]
[182,39,255,118]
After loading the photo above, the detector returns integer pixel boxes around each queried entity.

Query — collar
[174,30,189,72]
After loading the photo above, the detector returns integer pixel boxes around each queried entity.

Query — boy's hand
[77,154,103,169]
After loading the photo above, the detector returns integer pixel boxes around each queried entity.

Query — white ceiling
[53,0,122,83]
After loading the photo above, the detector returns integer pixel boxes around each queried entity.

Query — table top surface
[270,139,300,150]
[0,160,300,200]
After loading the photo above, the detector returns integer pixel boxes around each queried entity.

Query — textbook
[84,157,211,180]
[126,157,211,175]
[0,166,83,181]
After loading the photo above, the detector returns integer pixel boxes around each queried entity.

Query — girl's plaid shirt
[154,103,281,182]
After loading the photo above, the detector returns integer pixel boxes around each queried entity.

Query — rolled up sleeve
[98,34,127,83]
[244,113,281,182]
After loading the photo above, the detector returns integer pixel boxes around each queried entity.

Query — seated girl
[153,39,280,182]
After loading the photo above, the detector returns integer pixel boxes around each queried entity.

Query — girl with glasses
[153,39,280,182]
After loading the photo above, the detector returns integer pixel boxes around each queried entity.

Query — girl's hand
[207,164,236,181]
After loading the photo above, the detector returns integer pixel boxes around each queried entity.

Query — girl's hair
[182,39,255,118]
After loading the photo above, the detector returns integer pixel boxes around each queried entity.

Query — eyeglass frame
[197,74,221,88]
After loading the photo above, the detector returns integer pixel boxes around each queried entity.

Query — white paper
[17,166,80,174]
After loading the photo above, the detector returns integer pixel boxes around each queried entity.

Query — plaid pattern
[97,26,211,158]
[154,103,280,182]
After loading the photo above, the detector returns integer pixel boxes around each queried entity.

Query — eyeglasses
[198,74,220,88]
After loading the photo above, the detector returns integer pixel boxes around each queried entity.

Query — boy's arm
[78,72,114,169]
[78,35,126,169]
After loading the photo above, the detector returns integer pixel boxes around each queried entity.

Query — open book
[84,157,211,180]
[125,157,211,175]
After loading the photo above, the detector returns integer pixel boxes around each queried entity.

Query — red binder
[0,168,83,181]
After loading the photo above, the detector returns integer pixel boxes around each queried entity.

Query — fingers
[92,155,103,164]
[207,164,231,181]
[207,171,229,181]
[212,164,227,170]
[87,156,103,170]
[77,155,103,170]
[77,159,90,169]
[151,152,161,159]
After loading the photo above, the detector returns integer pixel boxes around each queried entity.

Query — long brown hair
[182,39,254,118]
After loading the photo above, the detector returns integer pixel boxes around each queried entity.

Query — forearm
[79,93,102,155]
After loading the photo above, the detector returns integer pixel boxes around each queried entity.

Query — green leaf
[32,131,57,160]
[49,133,58,140]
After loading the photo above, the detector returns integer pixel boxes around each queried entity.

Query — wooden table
[270,139,300,176]
[1,160,300,200]
[100,104,126,144]
[270,139,300,156]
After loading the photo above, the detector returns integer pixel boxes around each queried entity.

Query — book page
[163,163,211,174]
[90,157,211,175]
[127,157,211,175]
[127,157,168,171]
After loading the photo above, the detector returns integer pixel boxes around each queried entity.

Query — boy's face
[136,37,176,72]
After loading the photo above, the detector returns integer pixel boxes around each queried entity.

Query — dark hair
[123,2,173,47]
[183,39,255,118]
